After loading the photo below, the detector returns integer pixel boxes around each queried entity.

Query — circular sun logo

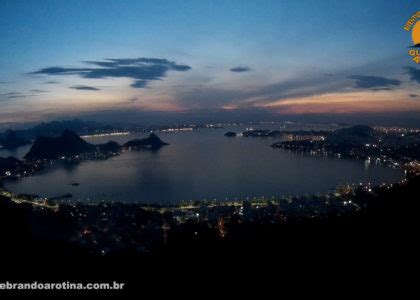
[413,21,420,47]
[405,12,420,63]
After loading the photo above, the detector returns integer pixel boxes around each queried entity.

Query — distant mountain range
[24,130,168,161]
[0,130,31,149]
[0,119,119,150]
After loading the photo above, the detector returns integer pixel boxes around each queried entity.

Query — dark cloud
[30,89,48,93]
[32,57,191,89]
[230,66,251,72]
[409,94,418,98]
[130,80,148,88]
[407,67,420,84]
[1,91,36,99]
[349,75,401,89]
[370,87,392,91]
[0,92,20,96]
[8,95,26,99]
[70,85,100,91]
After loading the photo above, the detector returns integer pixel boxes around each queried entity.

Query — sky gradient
[1,0,419,126]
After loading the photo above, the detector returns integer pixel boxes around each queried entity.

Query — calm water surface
[3,127,403,203]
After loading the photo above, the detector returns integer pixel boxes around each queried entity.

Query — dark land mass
[24,119,117,138]
[271,124,420,161]
[0,119,119,149]
[49,193,73,201]
[326,125,375,146]
[123,133,169,149]
[0,130,31,149]
[0,156,41,179]
[23,130,168,161]
[0,172,419,294]
[224,131,237,137]
[0,157,25,175]
[242,129,330,137]
[97,141,121,153]
[24,130,96,160]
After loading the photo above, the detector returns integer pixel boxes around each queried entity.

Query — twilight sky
[0,0,419,126]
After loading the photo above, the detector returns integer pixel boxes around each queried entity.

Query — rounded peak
[61,129,79,137]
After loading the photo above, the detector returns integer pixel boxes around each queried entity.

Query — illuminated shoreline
[81,132,130,138]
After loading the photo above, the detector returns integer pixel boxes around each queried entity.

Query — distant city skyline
[1,0,419,126]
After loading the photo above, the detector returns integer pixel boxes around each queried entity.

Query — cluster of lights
[161,127,194,132]
[81,132,130,138]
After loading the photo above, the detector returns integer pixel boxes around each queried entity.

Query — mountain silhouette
[123,133,169,149]
[98,141,122,153]
[326,125,375,146]
[24,130,95,160]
